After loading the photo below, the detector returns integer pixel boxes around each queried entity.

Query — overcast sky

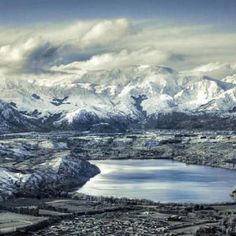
[0,0,235,75]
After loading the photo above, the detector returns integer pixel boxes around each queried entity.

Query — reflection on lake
[79,160,236,203]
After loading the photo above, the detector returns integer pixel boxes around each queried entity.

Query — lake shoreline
[0,130,236,234]
[79,159,236,203]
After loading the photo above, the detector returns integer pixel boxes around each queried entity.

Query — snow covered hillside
[0,62,236,132]
[0,155,100,200]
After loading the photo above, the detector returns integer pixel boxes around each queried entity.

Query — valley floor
[0,194,236,235]
[0,130,236,235]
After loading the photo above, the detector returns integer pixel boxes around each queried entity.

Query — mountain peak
[0,63,236,132]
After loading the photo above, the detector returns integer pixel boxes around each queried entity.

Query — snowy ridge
[0,63,236,131]
[0,156,100,200]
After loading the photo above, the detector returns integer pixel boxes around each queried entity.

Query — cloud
[79,19,130,48]
[0,38,39,72]
[0,18,235,75]
[115,22,236,69]
[189,62,236,79]
[0,18,132,74]
[0,37,60,73]
[52,47,175,72]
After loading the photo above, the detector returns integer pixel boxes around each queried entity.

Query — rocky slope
[0,155,100,201]
[0,62,236,132]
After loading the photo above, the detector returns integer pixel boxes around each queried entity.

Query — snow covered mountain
[0,62,236,132]
[0,155,100,200]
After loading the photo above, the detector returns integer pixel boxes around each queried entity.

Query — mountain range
[0,62,236,132]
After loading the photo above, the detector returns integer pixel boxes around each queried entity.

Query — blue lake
[79,160,236,203]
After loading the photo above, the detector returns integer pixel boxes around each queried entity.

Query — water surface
[79,160,236,203]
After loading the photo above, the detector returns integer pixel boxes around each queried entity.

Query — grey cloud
[0,18,235,75]
[23,42,61,73]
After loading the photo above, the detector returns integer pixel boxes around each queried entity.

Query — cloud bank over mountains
[0,18,235,77]
[0,17,236,133]
[52,47,174,72]
[0,3,236,133]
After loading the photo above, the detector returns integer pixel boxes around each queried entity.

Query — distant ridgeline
[0,64,236,133]
[0,100,236,133]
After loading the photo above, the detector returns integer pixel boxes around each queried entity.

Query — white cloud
[80,18,130,48]
[189,62,236,79]
[0,18,132,74]
[0,37,60,73]
[0,38,40,73]
[0,18,235,75]
[0,38,37,64]
[52,47,172,72]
